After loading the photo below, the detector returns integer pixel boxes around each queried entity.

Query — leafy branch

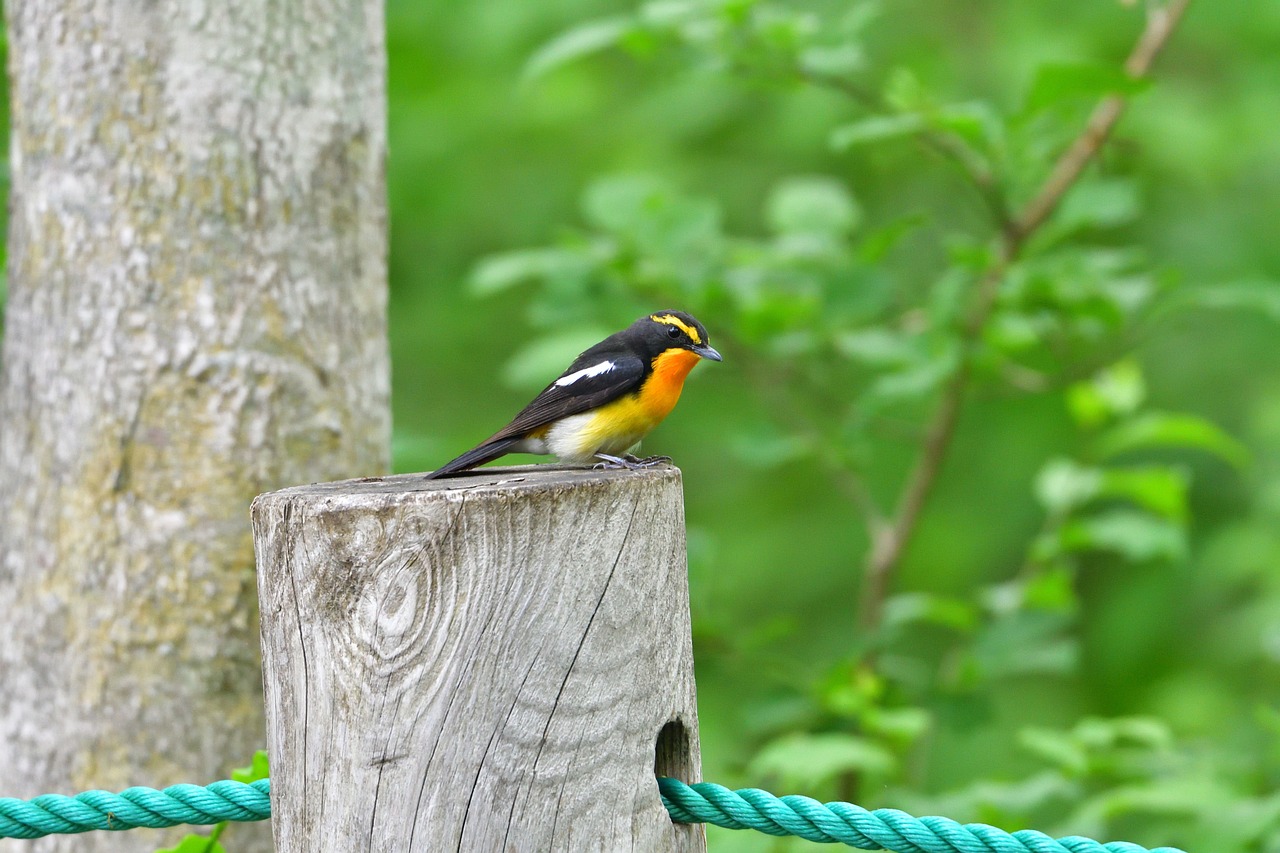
[507,1,1199,639]
[856,0,1193,632]
[798,68,1014,234]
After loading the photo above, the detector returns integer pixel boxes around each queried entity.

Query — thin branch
[1014,0,1191,241]
[800,69,1014,231]
[856,0,1193,632]
[857,257,1010,630]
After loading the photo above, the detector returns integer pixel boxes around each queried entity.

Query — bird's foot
[593,453,672,471]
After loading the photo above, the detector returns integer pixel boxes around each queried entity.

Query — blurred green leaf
[1067,360,1145,427]
[818,663,884,720]
[766,176,861,236]
[1181,280,1280,319]
[883,592,979,633]
[865,344,959,405]
[1097,412,1249,468]
[1052,179,1140,233]
[818,662,883,720]
[1036,458,1102,513]
[1019,727,1089,776]
[1098,466,1189,521]
[1075,716,1173,751]
[902,772,1076,825]
[1022,566,1078,612]
[830,114,926,149]
[970,611,1078,680]
[834,328,919,366]
[727,421,812,469]
[1082,781,1207,822]
[155,836,226,853]
[637,0,699,27]
[925,268,970,329]
[986,312,1044,353]
[524,17,634,81]
[231,750,270,784]
[863,706,931,744]
[581,174,721,259]
[884,66,930,112]
[748,732,897,788]
[470,248,580,296]
[751,6,819,51]
[856,213,928,263]
[798,44,866,77]
[1024,62,1151,113]
[1037,460,1189,521]
[582,173,670,233]
[501,326,615,390]
[930,101,1005,151]
[1058,509,1187,561]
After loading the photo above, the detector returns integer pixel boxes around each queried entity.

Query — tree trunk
[0,1,388,850]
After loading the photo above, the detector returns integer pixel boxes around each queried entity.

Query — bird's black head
[631,310,723,362]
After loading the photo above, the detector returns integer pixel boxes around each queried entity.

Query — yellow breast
[547,348,703,462]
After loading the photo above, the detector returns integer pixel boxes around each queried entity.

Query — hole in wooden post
[654,717,694,783]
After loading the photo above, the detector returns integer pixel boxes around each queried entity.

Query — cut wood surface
[254,465,705,852]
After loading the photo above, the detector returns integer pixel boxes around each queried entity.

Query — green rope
[0,779,270,839]
[0,776,1188,852]
[657,778,1189,853]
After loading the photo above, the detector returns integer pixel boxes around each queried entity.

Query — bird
[425,310,722,479]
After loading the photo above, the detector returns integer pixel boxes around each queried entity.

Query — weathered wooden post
[252,465,705,852]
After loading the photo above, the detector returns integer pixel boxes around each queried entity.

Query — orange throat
[640,348,702,421]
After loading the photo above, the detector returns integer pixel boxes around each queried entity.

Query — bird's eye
[666,325,681,339]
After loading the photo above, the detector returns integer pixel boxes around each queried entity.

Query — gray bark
[254,466,706,852]
[0,1,388,850]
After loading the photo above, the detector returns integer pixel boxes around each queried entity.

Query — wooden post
[252,466,705,852]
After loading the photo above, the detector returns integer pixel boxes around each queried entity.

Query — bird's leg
[593,453,672,470]
[593,453,633,470]
[624,453,672,466]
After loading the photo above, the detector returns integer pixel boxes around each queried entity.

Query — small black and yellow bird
[425,310,722,478]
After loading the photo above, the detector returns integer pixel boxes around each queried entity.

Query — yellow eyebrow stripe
[650,313,701,344]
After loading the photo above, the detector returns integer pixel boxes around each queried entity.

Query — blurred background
[386,1,1280,849]
[5,0,1278,849]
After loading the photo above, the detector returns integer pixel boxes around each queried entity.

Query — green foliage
[523,17,635,82]
[230,751,270,785]
[749,732,896,790]
[378,0,1280,849]
[830,114,926,149]
[155,835,226,853]
[1023,62,1151,114]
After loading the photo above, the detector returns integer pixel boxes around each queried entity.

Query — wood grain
[254,465,705,852]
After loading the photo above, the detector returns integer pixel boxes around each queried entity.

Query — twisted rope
[0,776,1189,852]
[0,779,270,839]
[657,778,1189,853]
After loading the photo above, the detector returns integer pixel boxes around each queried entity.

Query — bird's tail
[424,437,522,479]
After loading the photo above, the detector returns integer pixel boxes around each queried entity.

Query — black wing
[487,351,645,443]
[425,349,646,478]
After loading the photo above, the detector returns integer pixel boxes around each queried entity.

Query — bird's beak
[692,344,723,362]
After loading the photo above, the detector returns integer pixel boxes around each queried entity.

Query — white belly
[540,412,644,464]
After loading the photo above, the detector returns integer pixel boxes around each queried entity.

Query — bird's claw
[593,453,672,471]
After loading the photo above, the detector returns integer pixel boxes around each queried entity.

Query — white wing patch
[554,360,615,388]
